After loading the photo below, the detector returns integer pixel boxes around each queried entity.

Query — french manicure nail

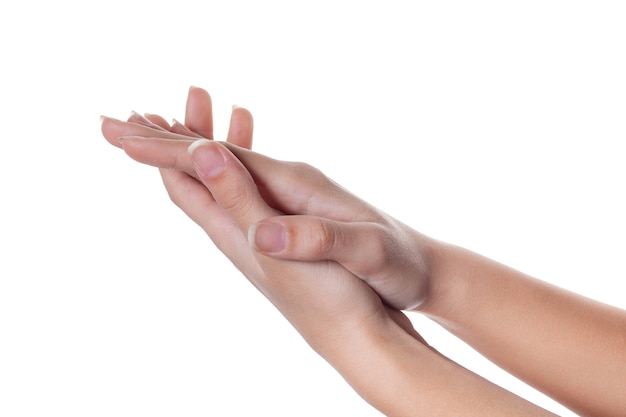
[189,140,225,178]
[187,139,212,156]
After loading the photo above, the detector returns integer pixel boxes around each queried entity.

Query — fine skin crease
[102,86,625,416]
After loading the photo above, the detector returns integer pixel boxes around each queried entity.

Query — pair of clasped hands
[101,87,626,417]
[101,86,435,392]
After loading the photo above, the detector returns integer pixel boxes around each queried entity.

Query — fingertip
[188,85,210,100]
[100,116,124,149]
[227,106,254,149]
[116,135,144,155]
[231,105,253,119]
[185,86,213,139]
[144,113,171,130]
[188,139,226,179]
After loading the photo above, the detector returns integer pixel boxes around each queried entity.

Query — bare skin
[101,86,625,416]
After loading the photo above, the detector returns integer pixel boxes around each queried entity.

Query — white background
[1,1,624,416]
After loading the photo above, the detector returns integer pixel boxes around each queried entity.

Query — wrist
[327,313,430,413]
[413,239,468,320]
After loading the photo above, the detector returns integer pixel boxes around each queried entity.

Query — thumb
[189,139,275,234]
[248,215,429,311]
[248,215,390,277]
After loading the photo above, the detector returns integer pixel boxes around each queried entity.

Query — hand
[102,86,434,311]
[100,87,563,416]
[103,88,434,311]
[105,130,435,311]
[101,87,427,343]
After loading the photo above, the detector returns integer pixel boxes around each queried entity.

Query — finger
[127,111,169,131]
[249,215,390,276]
[159,168,215,226]
[165,151,389,344]
[171,119,203,137]
[111,130,377,222]
[159,168,262,277]
[118,136,197,177]
[188,139,276,234]
[226,105,253,149]
[222,143,380,222]
[101,116,196,148]
[144,113,171,130]
[249,215,426,310]
[185,86,213,139]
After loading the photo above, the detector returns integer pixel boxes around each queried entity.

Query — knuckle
[311,218,337,256]
[218,180,255,219]
[290,161,329,185]
[286,162,336,214]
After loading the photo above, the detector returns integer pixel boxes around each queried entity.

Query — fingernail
[188,138,211,155]
[130,110,153,124]
[249,222,287,253]
[117,135,144,146]
[189,139,225,178]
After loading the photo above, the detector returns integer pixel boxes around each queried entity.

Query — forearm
[421,241,626,417]
[334,316,557,417]
[229,262,551,416]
